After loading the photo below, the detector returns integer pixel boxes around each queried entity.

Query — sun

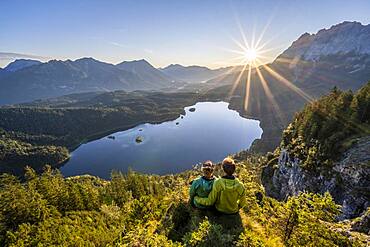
[244,48,258,62]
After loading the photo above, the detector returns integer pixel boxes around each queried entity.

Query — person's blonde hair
[222,157,236,176]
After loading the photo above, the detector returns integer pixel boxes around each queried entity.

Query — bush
[282,192,353,246]
[183,218,234,247]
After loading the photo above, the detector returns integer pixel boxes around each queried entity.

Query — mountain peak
[162,64,184,70]
[162,64,211,71]
[330,20,363,29]
[114,59,179,86]
[74,57,104,64]
[4,59,42,72]
[117,59,152,67]
[116,59,156,71]
[280,21,370,61]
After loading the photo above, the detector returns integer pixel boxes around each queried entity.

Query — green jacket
[189,176,215,209]
[195,176,246,214]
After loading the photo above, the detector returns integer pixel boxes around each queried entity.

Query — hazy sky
[1,0,370,68]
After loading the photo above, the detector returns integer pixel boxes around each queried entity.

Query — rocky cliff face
[280,21,370,61]
[262,136,370,219]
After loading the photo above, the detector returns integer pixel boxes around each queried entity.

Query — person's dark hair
[201,160,214,172]
[222,157,235,176]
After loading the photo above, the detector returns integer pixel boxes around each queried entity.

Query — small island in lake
[135,136,144,143]
[189,107,196,112]
[176,122,179,125]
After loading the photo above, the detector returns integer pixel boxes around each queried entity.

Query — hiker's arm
[189,181,196,206]
[194,184,217,206]
[238,188,246,209]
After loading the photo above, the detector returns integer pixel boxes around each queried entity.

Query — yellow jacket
[194,176,246,214]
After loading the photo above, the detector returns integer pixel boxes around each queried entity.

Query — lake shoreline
[62,101,263,178]
[66,100,264,153]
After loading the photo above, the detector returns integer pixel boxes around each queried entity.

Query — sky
[1,0,370,69]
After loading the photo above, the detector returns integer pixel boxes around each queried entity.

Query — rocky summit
[280,21,370,61]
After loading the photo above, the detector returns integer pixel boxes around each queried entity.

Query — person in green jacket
[195,157,246,214]
[189,160,216,209]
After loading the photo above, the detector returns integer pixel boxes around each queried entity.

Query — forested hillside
[0,153,368,246]
[280,82,370,169]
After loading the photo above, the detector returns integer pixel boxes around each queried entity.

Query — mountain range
[0,57,246,105]
[1,21,370,138]
[0,58,184,105]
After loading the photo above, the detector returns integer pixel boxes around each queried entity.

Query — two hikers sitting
[189,157,246,214]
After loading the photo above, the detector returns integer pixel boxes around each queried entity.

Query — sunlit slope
[0,153,368,246]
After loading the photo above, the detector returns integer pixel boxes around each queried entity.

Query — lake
[61,101,263,178]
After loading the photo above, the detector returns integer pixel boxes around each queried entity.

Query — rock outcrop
[262,136,370,219]
[351,208,370,234]
[280,21,370,61]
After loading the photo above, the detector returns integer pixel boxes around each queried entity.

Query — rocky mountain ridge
[279,21,370,61]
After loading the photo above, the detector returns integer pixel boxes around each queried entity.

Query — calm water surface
[61,102,263,178]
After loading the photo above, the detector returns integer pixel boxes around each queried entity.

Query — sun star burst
[223,21,313,123]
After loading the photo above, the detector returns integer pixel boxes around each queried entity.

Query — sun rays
[224,23,366,137]
[222,21,316,127]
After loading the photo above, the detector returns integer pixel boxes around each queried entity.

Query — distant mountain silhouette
[161,64,236,83]
[0,58,182,105]
[4,59,42,72]
[116,59,179,88]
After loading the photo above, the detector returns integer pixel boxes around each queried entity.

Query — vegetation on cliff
[279,82,370,170]
[0,153,367,246]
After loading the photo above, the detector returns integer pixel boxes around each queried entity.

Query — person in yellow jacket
[194,157,246,214]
